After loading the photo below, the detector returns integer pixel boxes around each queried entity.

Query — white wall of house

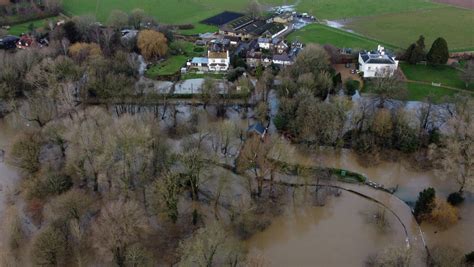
[259,42,272,50]
[358,55,399,78]
[208,51,230,72]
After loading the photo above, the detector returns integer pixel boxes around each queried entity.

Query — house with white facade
[358,45,399,78]
[208,50,230,72]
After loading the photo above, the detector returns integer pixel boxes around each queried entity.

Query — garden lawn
[8,17,58,36]
[346,7,474,52]
[401,63,474,90]
[62,0,291,24]
[406,83,456,102]
[145,55,187,77]
[296,0,440,20]
[287,24,397,50]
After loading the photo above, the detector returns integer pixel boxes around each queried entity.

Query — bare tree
[92,200,150,266]
[430,97,473,194]
[177,221,244,267]
[236,135,273,198]
[460,60,474,88]
[368,70,407,108]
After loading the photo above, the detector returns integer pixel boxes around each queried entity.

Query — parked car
[0,35,20,50]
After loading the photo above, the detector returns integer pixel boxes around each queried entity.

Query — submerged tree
[92,200,150,266]
[177,221,244,267]
[430,96,473,194]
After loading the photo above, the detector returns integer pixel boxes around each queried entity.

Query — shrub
[69,42,102,62]
[447,192,464,206]
[465,251,474,264]
[345,78,360,96]
[414,187,436,221]
[193,47,204,53]
[428,198,459,229]
[8,132,42,174]
[31,226,68,266]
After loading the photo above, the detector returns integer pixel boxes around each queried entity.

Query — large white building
[208,50,230,72]
[358,45,399,78]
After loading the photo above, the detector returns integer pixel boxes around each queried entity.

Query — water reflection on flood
[247,192,406,266]
[258,145,474,260]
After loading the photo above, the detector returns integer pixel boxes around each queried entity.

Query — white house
[208,50,230,72]
[358,45,399,78]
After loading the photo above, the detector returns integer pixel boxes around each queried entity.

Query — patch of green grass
[346,7,474,52]
[406,83,455,102]
[401,63,473,90]
[8,17,58,36]
[145,55,187,77]
[62,0,291,24]
[296,0,440,20]
[287,23,398,50]
[178,23,218,35]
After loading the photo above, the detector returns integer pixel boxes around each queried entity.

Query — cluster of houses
[0,34,47,50]
[186,11,304,73]
[185,11,399,79]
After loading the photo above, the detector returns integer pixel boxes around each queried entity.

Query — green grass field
[145,55,187,77]
[406,83,455,101]
[145,41,202,77]
[8,17,58,35]
[296,0,440,20]
[62,0,290,24]
[286,24,398,50]
[346,7,474,51]
[401,63,473,90]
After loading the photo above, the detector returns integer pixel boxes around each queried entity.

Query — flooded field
[247,192,406,266]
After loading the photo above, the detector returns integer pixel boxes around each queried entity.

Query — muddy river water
[247,146,474,266]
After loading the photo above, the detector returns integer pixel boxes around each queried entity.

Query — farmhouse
[208,50,229,72]
[358,45,399,78]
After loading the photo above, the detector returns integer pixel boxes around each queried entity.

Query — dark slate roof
[360,52,396,64]
[248,123,266,135]
[273,53,292,62]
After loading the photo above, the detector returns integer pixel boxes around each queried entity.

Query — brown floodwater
[250,144,474,265]
[247,192,407,266]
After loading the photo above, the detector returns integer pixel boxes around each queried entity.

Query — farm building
[358,45,399,78]
[187,57,208,71]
